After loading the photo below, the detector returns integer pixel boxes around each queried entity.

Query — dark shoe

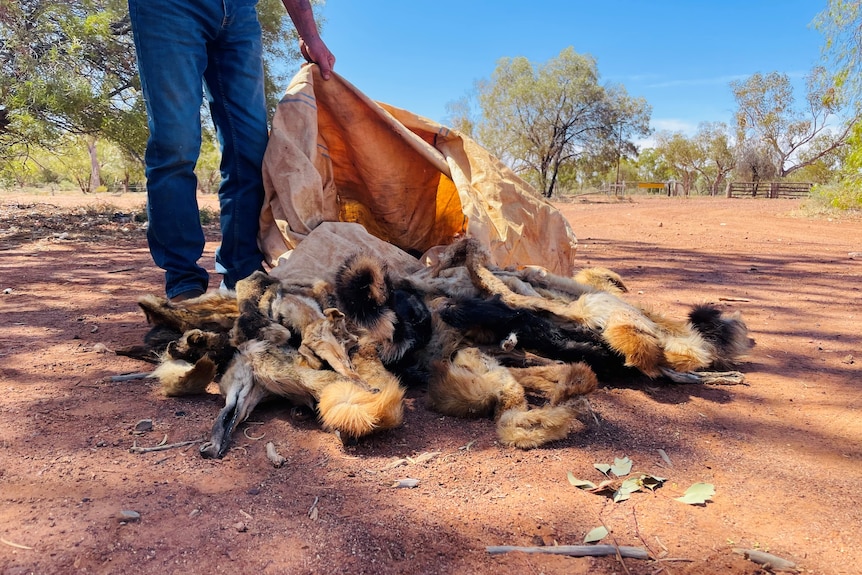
[169,288,205,303]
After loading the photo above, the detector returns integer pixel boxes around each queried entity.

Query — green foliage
[0,0,146,160]
[809,182,862,210]
[731,70,855,178]
[0,0,311,178]
[814,0,862,108]
[468,47,651,198]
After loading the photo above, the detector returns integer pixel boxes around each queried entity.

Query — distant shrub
[809,182,862,210]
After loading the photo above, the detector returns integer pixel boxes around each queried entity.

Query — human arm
[281,0,336,80]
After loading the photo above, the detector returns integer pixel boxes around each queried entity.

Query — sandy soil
[0,191,859,575]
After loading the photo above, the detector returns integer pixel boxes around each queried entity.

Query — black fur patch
[334,253,392,328]
[688,304,734,348]
[440,295,628,379]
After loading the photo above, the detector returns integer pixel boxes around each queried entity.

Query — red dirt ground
[0,191,860,575]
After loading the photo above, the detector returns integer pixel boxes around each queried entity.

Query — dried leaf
[593,463,611,475]
[641,474,666,492]
[588,479,621,497]
[583,526,609,543]
[610,456,633,477]
[658,448,673,467]
[675,482,715,504]
[567,471,597,490]
[407,451,441,465]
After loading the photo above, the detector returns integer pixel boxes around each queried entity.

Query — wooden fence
[726,182,813,199]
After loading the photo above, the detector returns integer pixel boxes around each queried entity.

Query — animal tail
[317,377,405,438]
[427,348,526,419]
[497,405,580,449]
[688,304,755,368]
[151,356,216,396]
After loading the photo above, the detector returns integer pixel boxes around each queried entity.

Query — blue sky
[315,1,827,140]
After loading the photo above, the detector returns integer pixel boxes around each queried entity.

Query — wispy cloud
[647,74,749,89]
[646,69,811,89]
[651,118,699,134]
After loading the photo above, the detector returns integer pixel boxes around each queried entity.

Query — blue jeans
[128,0,267,298]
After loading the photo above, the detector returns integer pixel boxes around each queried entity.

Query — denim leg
[205,0,268,290]
[128,0,220,298]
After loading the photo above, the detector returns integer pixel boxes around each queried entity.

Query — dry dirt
[0,191,860,575]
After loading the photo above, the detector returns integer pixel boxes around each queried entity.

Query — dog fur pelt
[133,236,753,453]
[441,238,753,379]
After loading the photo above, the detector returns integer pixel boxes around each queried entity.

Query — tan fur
[573,267,628,294]
[317,345,405,437]
[152,356,216,396]
[138,292,239,333]
[507,362,598,405]
[138,236,752,455]
[428,348,527,419]
[497,406,580,449]
[456,238,747,377]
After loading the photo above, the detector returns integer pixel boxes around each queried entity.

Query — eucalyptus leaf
[675,482,715,504]
[610,456,633,477]
[583,526,609,543]
[567,471,597,490]
[594,463,611,475]
[613,476,642,502]
[641,474,666,491]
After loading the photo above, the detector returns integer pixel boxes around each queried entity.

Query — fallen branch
[129,439,203,454]
[486,545,649,560]
[718,296,751,302]
[110,372,151,382]
[733,548,798,572]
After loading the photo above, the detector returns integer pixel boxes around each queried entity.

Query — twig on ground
[732,548,799,572]
[265,442,286,468]
[110,372,151,382]
[129,439,203,454]
[0,537,33,550]
[718,297,751,302]
[486,545,649,559]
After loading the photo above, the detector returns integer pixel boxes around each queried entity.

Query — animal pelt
[427,347,597,448]
[133,236,753,454]
[443,237,753,378]
[196,271,407,458]
[327,253,432,378]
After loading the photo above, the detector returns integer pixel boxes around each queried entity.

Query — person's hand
[299,37,335,80]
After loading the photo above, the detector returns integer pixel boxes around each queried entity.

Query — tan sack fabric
[260,64,578,277]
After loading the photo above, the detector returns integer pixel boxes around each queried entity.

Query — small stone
[233,522,247,533]
[92,343,109,354]
[189,509,201,518]
[2,288,12,294]
[117,510,141,523]
[134,419,153,433]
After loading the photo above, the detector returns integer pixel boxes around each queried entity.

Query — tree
[692,122,735,195]
[470,47,651,197]
[653,132,699,196]
[815,0,862,200]
[0,0,315,174]
[0,2,147,159]
[730,70,854,178]
[815,0,862,108]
